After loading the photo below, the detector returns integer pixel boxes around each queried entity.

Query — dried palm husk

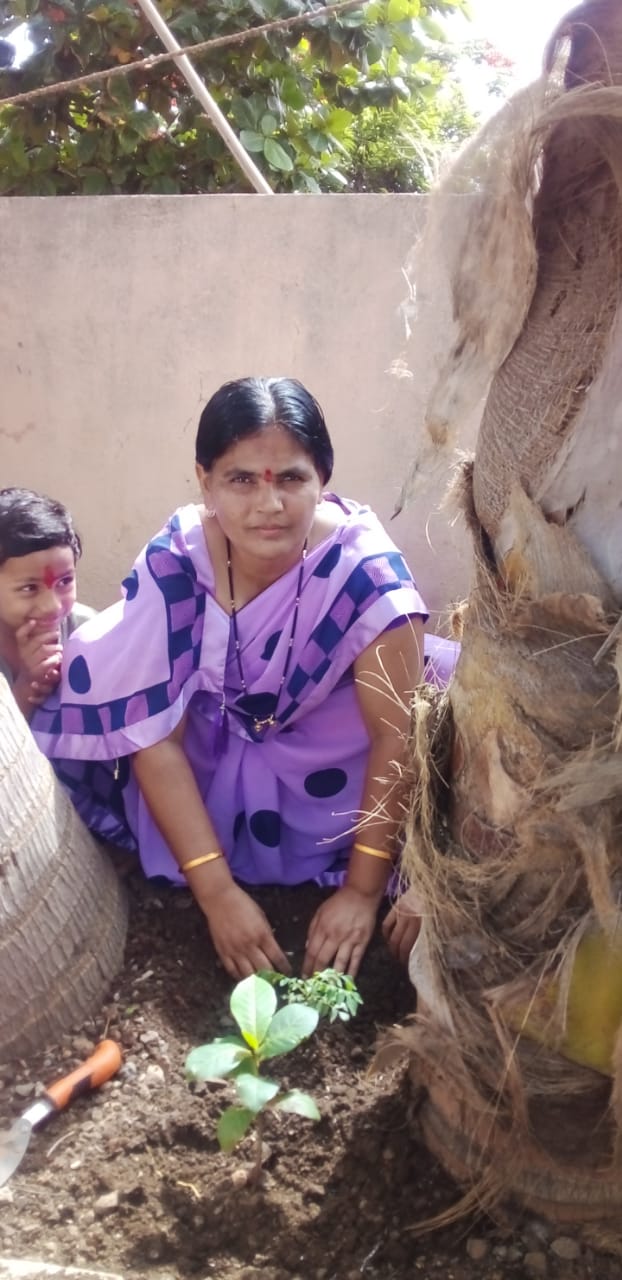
[392,0,622,1226]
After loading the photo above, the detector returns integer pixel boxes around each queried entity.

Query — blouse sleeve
[33,511,212,761]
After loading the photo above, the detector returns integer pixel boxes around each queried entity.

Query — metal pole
[133,0,273,195]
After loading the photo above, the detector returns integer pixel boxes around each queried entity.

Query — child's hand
[15,619,63,697]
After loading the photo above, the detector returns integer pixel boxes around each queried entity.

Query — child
[0,488,93,720]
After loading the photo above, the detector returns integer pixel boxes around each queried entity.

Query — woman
[35,378,456,979]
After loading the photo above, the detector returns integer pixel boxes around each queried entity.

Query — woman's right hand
[132,735,291,979]
[202,882,292,980]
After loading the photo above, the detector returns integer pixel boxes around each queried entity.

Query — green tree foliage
[0,0,473,194]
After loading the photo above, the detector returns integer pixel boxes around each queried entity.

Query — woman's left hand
[303,885,380,978]
[382,888,422,967]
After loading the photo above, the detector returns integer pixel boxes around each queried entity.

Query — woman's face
[197,425,324,564]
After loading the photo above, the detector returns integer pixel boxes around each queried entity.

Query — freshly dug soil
[0,873,619,1280]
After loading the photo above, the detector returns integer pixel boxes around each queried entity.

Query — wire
[0,0,370,110]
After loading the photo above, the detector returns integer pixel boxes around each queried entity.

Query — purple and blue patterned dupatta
[34,498,457,887]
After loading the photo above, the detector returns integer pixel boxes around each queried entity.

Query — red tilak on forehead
[43,566,57,588]
[263,468,274,482]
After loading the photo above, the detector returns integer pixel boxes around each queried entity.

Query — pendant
[253,714,276,734]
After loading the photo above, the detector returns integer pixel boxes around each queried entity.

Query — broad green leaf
[80,171,110,194]
[234,1073,280,1114]
[279,81,307,110]
[230,974,276,1050]
[126,108,161,140]
[75,132,99,163]
[365,38,383,64]
[239,129,265,154]
[230,97,260,131]
[106,74,134,110]
[260,1003,319,1059]
[324,166,348,187]
[4,136,28,175]
[387,0,410,20]
[109,164,130,186]
[169,10,198,33]
[336,8,366,26]
[387,47,401,77]
[29,143,59,173]
[28,174,59,195]
[256,969,282,988]
[306,129,329,155]
[326,108,353,137]
[396,33,424,60]
[417,14,447,41]
[217,1105,255,1152]
[148,174,181,193]
[263,138,293,172]
[260,113,277,137]
[274,1089,321,1120]
[185,1037,251,1081]
[114,129,138,155]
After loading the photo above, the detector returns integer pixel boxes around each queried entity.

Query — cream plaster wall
[0,194,473,618]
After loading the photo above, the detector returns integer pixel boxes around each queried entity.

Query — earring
[205,507,216,518]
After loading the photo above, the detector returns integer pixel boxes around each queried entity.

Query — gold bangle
[353,842,393,863]
[180,851,223,873]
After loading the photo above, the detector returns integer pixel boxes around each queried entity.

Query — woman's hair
[0,488,82,566]
[195,377,334,483]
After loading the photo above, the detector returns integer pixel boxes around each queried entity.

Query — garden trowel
[0,1038,122,1186]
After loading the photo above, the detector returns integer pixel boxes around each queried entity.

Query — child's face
[0,546,77,636]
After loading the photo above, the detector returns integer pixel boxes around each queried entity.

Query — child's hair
[0,488,82,566]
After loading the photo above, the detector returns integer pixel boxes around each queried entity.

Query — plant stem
[251,1113,265,1185]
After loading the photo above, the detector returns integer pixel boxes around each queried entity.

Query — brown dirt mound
[0,874,618,1279]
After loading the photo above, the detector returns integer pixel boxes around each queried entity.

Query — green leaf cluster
[261,966,363,1022]
[0,0,475,193]
[185,974,320,1156]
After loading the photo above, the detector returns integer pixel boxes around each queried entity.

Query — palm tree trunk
[400,0,622,1223]
[0,677,128,1060]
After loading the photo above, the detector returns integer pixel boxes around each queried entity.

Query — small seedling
[185,974,320,1183]
[261,967,363,1023]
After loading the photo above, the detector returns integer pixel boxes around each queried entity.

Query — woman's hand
[303,885,381,978]
[133,734,292,980]
[382,888,422,966]
[202,881,292,981]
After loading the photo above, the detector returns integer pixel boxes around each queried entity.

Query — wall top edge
[0,191,426,206]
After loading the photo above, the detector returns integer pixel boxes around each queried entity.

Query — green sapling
[186,973,320,1183]
[261,967,363,1023]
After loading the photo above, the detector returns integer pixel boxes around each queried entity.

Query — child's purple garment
[34,498,458,887]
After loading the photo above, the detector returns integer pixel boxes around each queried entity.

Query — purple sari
[34,498,458,887]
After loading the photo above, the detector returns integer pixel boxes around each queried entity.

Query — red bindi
[43,566,57,588]
[263,468,274,482]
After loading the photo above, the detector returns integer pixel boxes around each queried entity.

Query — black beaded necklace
[226,536,308,736]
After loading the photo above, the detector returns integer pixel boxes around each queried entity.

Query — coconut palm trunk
[0,677,128,1060]
[397,0,622,1222]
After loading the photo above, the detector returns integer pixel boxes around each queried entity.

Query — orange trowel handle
[44,1039,123,1111]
